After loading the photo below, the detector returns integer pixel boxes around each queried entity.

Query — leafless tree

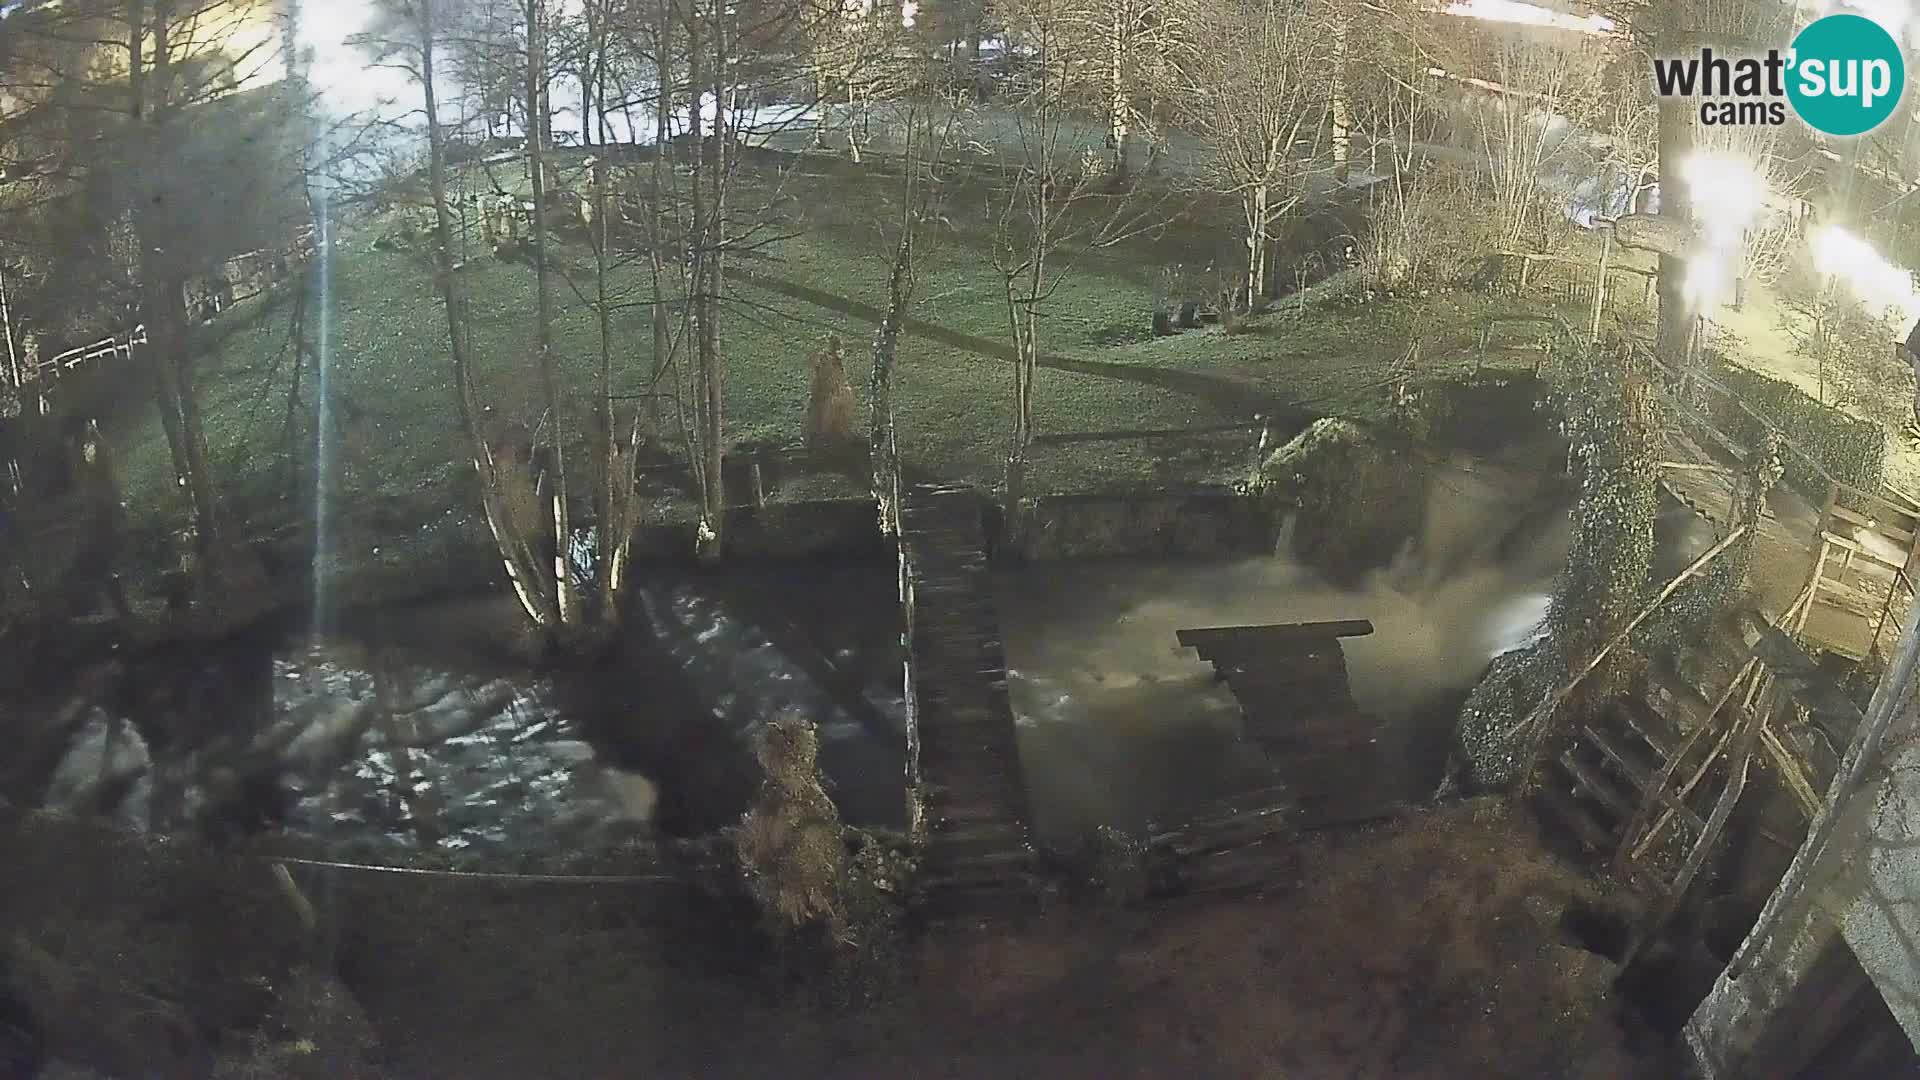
[1461,30,1604,253]
[867,89,969,533]
[1177,0,1334,306]
[991,0,1166,536]
[367,0,562,628]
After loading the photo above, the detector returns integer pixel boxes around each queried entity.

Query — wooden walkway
[1655,370,1914,663]
[897,483,1036,916]
[1177,620,1403,829]
[3,224,315,400]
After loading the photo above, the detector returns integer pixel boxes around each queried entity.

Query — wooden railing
[4,221,317,396]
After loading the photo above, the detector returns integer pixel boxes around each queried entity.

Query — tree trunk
[872,230,911,533]
[1656,17,1695,379]
[421,0,558,629]
[132,0,222,564]
[1247,183,1269,306]
[1107,3,1130,181]
[1331,7,1351,183]
[525,0,575,624]
[592,153,621,605]
[687,0,726,563]
[647,0,673,439]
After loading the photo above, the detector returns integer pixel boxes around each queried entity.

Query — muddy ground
[1,799,1678,1079]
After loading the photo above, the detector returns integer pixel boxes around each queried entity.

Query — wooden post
[1590,229,1612,344]
[1799,539,1830,637]
[0,257,19,394]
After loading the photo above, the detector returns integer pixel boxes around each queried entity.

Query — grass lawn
[103,152,1572,564]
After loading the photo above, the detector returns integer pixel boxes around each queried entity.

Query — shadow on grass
[724,263,1308,422]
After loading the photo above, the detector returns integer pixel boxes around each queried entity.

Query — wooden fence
[3,222,317,398]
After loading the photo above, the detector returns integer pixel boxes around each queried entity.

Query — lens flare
[1678,153,1771,314]
[1811,224,1920,330]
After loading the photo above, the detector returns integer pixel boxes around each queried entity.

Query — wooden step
[1559,748,1636,822]
[1583,724,1660,794]
[1610,696,1678,758]
[1536,780,1618,854]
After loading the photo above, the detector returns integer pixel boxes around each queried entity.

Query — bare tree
[868,91,969,533]
[1177,0,1333,306]
[1051,0,1192,182]
[991,0,1164,536]
[1461,30,1604,254]
[801,0,911,163]
[368,0,562,629]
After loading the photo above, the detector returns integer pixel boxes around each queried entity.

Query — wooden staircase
[1534,695,1707,890]
[897,483,1037,917]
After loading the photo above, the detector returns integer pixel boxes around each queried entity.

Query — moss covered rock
[1254,418,1427,585]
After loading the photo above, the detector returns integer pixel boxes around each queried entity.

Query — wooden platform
[1177,620,1407,829]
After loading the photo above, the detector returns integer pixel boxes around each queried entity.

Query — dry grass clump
[733,712,850,938]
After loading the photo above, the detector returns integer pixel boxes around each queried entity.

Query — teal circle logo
[1787,14,1905,136]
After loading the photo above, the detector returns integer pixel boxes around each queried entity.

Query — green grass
[106,155,1567,563]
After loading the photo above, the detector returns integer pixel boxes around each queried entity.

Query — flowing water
[24,441,1743,853]
[998,450,1574,842]
[24,566,907,852]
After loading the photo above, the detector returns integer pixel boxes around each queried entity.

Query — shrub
[1357,163,1500,295]
[1707,355,1886,499]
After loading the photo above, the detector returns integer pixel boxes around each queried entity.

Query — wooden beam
[1622,702,1764,970]
[1503,526,1751,744]
[1177,620,1376,648]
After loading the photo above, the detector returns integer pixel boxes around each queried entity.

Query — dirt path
[724,263,1308,422]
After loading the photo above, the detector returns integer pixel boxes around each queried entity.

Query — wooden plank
[1814,577,1892,615]
[1829,504,1917,548]
[1816,530,1910,574]
[1583,724,1658,794]
[1537,783,1616,852]
[1177,620,1375,648]
[1560,750,1636,819]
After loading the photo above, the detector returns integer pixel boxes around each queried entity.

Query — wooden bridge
[1177,619,1402,829]
[892,486,1312,914]
[895,482,1037,917]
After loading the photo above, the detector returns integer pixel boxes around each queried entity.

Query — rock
[1254,418,1429,585]
[601,768,660,824]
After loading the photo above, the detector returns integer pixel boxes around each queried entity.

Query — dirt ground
[0,800,1678,1079]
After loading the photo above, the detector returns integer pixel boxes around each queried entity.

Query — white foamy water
[998,451,1573,839]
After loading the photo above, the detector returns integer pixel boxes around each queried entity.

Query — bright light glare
[297,0,417,120]
[1440,0,1618,36]
[1679,153,1770,314]
[1812,225,1920,331]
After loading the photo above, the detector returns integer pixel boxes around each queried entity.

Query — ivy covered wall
[1450,344,1658,792]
